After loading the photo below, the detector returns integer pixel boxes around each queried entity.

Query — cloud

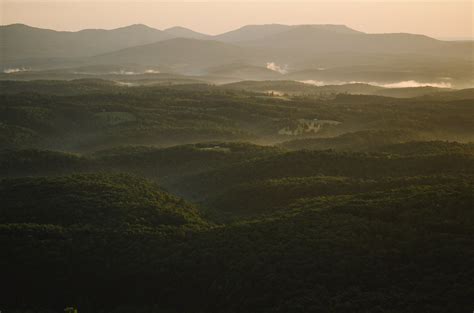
[110,69,161,75]
[299,79,452,88]
[144,69,160,74]
[266,62,287,74]
[376,80,452,88]
[110,70,137,75]
[299,80,326,86]
[3,68,29,74]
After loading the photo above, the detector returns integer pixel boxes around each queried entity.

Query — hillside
[221,80,383,95]
[221,80,458,98]
[0,173,206,227]
[90,38,251,71]
[173,149,474,199]
[1,80,473,151]
[1,80,473,311]
[0,73,473,313]
[1,149,473,312]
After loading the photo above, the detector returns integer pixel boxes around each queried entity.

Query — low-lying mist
[266,62,288,74]
[300,79,453,88]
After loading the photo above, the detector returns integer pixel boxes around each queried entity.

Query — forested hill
[1,79,473,312]
[1,152,473,312]
[1,80,473,152]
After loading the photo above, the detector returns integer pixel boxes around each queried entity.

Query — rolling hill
[220,80,458,98]
[90,38,251,72]
[0,173,206,227]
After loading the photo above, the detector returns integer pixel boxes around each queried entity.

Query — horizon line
[3,22,473,41]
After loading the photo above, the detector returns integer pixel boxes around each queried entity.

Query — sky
[1,0,473,39]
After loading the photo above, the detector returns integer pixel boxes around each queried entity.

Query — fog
[300,80,454,89]
[3,68,29,74]
[266,62,288,74]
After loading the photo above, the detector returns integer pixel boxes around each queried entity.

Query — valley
[0,20,473,313]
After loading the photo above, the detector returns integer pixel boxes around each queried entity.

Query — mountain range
[1,23,473,87]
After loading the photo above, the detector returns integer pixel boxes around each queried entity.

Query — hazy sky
[1,0,473,39]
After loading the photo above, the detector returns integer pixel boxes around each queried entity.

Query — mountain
[243,25,423,51]
[241,25,472,59]
[1,23,472,87]
[164,26,211,40]
[0,23,172,62]
[215,24,362,43]
[3,23,471,63]
[90,38,251,72]
[214,24,292,42]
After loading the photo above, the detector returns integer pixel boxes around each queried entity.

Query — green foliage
[0,173,207,227]
[0,149,88,177]
[280,129,420,151]
[204,175,468,222]
[0,122,41,149]
[1,81,473,313]
[2,80,474,151]
[2,172,473,313]
[376,140,474,155]
[176,150,474,199]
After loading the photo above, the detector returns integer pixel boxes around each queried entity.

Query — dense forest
[1,80,473,312]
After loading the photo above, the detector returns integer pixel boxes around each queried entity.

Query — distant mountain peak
[215,24,292,42]
[0,23,55,32]
[164,26,210,39]
[128,23,155,29]
[165,26,192,31]
[296,24,364,34]
[113,24,159,32]
[1,23,30,28]
[239,23,288,29]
